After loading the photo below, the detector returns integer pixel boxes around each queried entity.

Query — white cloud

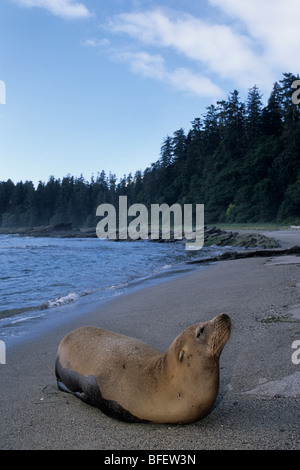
[106,2,300,95]
[169,68,223,98]
[209,0,300,73]
[12,0,93,19]
[83,38,110,47]
[107,9,273,92]
[115,51,166,82]
[113,51,223,98]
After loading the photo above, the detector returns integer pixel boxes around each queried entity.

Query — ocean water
[0,234,229,344]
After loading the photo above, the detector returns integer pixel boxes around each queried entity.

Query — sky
[0,0,299,187]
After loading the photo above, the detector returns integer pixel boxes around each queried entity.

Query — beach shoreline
[0,224,284,249]
[0,230,299,450]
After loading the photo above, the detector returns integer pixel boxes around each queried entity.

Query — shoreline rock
[0,223,97,239]
[203,226,281,249]
[0,224,281,249]
[187,245,300,265]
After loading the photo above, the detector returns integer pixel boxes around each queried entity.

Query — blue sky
[0,0,299,187]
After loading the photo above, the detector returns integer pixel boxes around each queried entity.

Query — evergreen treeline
[1,73,300,228]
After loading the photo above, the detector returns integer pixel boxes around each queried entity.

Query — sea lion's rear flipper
[55,356,100,404]
[55,356,148,422]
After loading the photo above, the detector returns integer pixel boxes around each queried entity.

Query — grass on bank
[209,223,295,231]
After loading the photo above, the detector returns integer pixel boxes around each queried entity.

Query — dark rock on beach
[0,223,97,238]
[188,245,300,265]
[0,223,282,249]
[203,226,281,249]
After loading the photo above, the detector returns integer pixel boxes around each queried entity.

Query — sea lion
[55,313,231,424]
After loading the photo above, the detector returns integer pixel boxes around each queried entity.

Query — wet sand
[0,230,299,450]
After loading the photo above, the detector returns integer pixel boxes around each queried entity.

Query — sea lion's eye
[179,350,184,362]
[196,327,204,338]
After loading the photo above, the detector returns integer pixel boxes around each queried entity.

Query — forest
[0,72,299,229]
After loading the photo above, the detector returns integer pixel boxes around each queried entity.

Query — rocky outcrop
[0,224,281,249]
[188,245,300,265]
[203,226,280,249]
[0,223,97,238]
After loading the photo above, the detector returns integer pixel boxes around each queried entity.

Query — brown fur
[55,314,231,424]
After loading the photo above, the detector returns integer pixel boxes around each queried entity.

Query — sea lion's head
[168,313,231,372]
[161,314,231,422]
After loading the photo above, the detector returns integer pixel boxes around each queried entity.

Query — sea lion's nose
[219,313,231,322]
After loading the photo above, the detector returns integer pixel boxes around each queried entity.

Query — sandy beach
[0,230,299,451]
